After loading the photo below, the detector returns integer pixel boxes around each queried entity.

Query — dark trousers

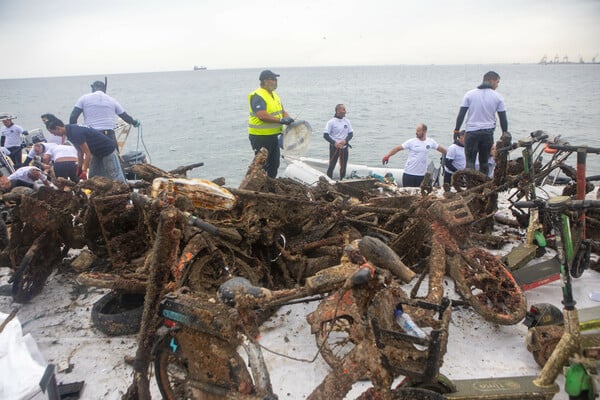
[249,134,280,178]
[53,161,79,182]
[13,179,33,189]
[444,171,453,186]
[326,144,349,180]
[465,129,494,177]
[7,146,22,169]
[100,129,118,152]
[402,173,424,187]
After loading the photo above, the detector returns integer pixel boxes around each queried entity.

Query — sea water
[1,64,599,187]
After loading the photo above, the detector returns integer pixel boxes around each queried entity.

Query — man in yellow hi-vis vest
[248,70,294,178]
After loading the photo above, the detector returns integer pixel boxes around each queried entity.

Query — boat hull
[283,156,405,187]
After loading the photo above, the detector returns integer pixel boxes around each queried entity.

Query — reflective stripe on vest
[248,88,283,136]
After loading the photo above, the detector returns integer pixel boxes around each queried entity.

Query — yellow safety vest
[248,88,283,136]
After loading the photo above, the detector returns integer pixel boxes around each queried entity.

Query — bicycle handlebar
[497,132,551,153]
[513,198,600,211]
[547,143,600,154]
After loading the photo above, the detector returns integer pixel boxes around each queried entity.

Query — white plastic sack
[0,312,47,400]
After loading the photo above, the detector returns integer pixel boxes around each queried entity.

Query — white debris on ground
[0,267,161,400]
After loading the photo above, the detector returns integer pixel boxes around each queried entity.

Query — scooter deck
[444,376,558,399]
[512,257,561,291]
[502,243,538,271]
[582,331,600,351]
[579,305,600,331]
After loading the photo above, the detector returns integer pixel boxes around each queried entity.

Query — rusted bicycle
[7,186,86,303]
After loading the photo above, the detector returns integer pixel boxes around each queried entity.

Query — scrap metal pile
[1,133,599,399]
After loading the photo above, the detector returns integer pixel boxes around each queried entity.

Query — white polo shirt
[45,144,78,161]
[74,91,125,130]
[324,117,353,146]
[402,137,439,176]
[444,144,466,174]
[27,142,58,159]
[461,88,506,131]
[1,123,24,148]
[8,166,47,184]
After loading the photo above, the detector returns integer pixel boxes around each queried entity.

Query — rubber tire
[153,332,254,400]
[450,248,527,325]
[569,391,591,400]
[154,335,192,400]
[571,245,590,278]
[91,291,144,336]
[315,314,359,372]
[11,262,54,304]
[388,387,446,400]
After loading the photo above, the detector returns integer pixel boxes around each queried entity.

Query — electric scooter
[515,196,600,400]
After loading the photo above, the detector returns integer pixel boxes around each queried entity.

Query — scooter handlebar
[513,198,600,211]
[547,143,600,154]
[512,200,539,209]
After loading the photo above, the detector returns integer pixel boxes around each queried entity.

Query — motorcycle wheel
[154,334,191,400]
[449,248,527,325]
[154,331,255,400]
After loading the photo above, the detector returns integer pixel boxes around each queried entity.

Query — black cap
[32,136,47,144]
[259,70,280,81]
[91,80,106,91]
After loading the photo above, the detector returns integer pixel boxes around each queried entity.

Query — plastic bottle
[394,305,429,351]
[370,173,385,182]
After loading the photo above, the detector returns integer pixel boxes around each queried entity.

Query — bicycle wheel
[356,387,446,400]
[308,291,364,372]
[154,330,255,400]
[11,232,61,303]
[449,248,527,325]
[315,314,361,371]
[154,334,192,400]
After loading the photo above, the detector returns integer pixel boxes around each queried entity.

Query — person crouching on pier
[45,117,125,183]
[0,166,50,191]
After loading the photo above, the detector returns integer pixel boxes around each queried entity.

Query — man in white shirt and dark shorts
[382,123,446,187]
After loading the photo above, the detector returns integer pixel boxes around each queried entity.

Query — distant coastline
[538,54,599,65]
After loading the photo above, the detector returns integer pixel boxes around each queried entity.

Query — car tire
[91,291,145,336]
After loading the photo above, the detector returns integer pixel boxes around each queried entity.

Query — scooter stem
[534,332,578,387]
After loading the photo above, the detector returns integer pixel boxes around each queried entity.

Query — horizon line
[2,61,599,81]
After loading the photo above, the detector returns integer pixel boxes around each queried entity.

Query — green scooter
[515,196,600,400]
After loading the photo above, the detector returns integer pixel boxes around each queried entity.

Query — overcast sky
[1,0,599,79]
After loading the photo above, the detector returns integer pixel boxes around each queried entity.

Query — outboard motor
[120,150,147,179]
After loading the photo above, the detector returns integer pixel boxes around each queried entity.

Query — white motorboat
[282,155,405,187]
[279,120,408,187]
